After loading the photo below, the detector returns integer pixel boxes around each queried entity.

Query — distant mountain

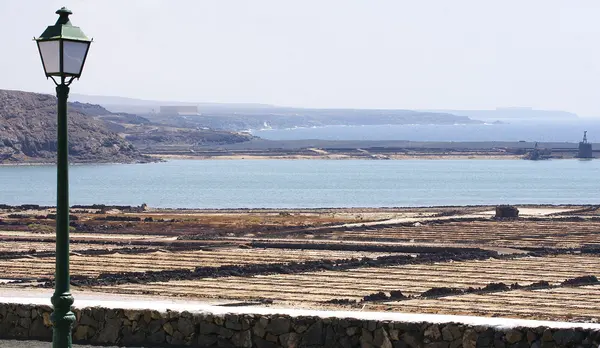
[70,94,273,114]
[70,94,483,131]
[0,90,152,164]
[149,110,480,132]
[422,107,578,121]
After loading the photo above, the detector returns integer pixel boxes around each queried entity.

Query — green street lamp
[35,7,91,348]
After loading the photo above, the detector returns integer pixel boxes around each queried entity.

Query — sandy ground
[323,207,577,229]
[1,205,596,324]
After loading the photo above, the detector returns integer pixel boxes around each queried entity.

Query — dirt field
[1,204,600,322]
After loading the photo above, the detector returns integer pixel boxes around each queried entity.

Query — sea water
[0,159,598,208]
[251,121,600,142]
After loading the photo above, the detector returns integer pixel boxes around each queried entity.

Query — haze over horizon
[2,1,600,116]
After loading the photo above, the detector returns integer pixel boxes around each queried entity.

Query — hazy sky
[3,1,600,115]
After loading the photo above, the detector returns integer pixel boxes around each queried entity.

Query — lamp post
[35,7,91,348]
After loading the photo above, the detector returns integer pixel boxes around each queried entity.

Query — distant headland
[0,89,591,164]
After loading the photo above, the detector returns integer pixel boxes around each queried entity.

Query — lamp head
[35,7,92,80]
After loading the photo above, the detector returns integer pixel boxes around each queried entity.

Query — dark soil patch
[481,282,510,292]
[0,204,51,211]
[419,275,593,300]
[562,275,598,286]
[421,287,464,298]
[389,290,408,300]
[363,292,389,301]
[329,290,408,305]
[527,280,551,289]
[324,299,358,305]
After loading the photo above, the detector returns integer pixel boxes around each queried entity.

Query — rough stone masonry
[0,303,599,347]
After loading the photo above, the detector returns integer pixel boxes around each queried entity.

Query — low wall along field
[1,303,599,348]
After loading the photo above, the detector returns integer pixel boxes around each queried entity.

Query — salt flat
[1,205,600,323]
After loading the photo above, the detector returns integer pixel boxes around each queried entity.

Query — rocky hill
[70,94,483,131]
[123,128,254,150]
[0,89,152,164]
[143,110,479,132]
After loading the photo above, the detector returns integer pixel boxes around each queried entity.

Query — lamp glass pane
[38,41,60,75]
[63,41,89,75]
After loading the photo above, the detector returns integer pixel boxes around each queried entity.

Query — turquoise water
[0,159,599,208]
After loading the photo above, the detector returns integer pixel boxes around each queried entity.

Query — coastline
[0,153,581,164]
[0,158,160,166]
[149,153,524,160]
[139,139,588,161]
[1,139,591,164]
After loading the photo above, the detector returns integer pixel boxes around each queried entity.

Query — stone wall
[1,303,599,347]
